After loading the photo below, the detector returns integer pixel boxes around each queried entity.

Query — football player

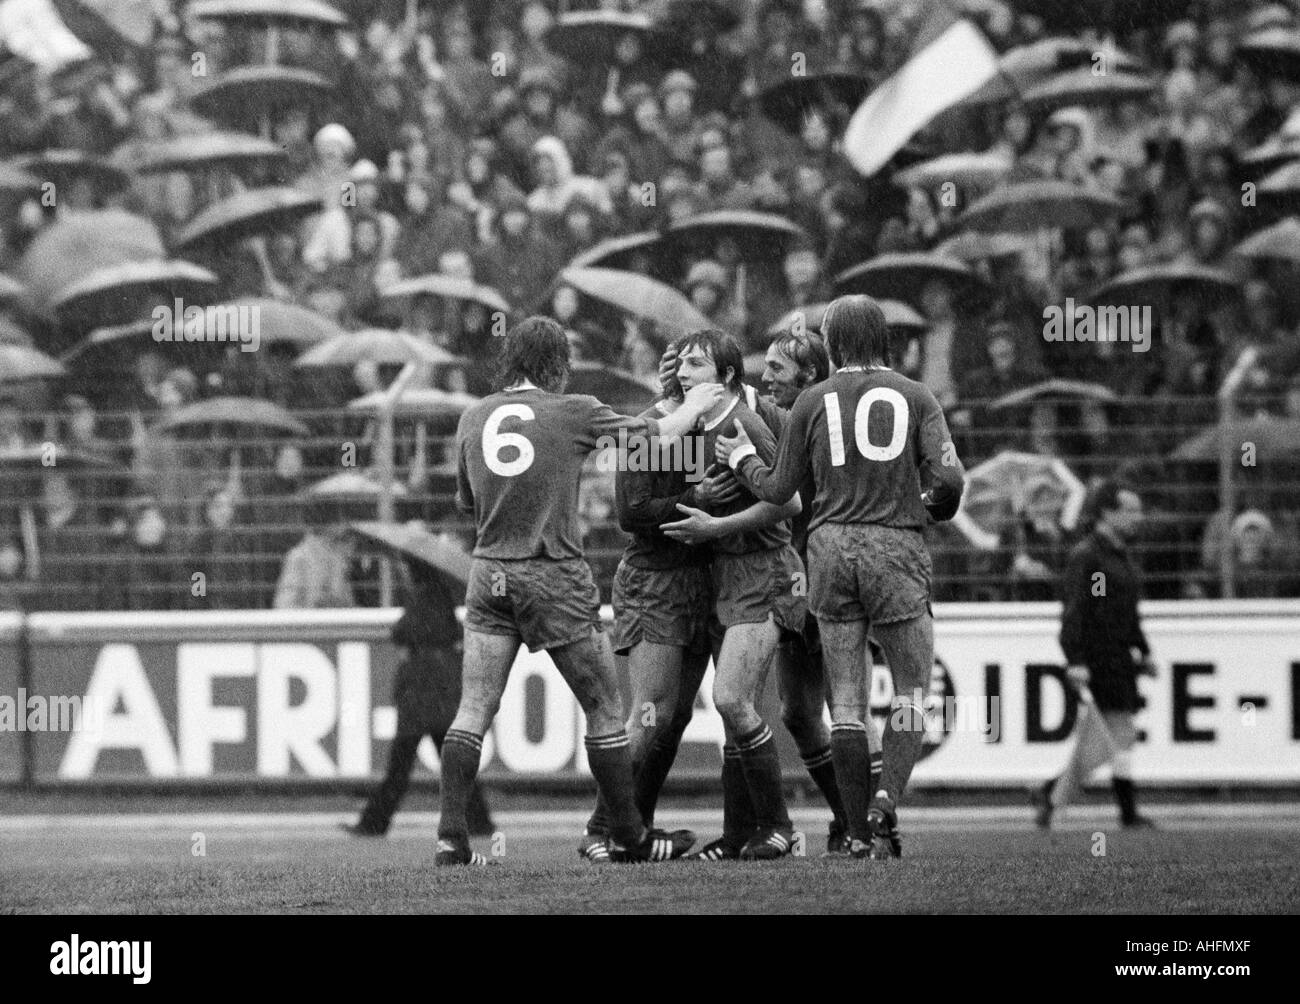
[663,329,806,860]
[664,327,861,854]
[577,360,736,862]
[436,316,722,865]
[717,296,964,859]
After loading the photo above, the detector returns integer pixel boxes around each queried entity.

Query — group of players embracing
[435,294,964,866]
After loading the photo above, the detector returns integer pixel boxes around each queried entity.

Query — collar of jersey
[504,379,540,392]
[702,394,740,431]
[837,365,892,373]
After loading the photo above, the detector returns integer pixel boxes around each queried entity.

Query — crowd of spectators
[4,0,1300,609]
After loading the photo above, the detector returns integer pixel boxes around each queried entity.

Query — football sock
[802,745,848,828]
[830,721,874,842]
[585,731,644,846]
[436,730,483,846]
[586,794,610,836]
[736,723,791,831]
[721,743,756,844]
[879,700,926,804]
[634,733,681,827]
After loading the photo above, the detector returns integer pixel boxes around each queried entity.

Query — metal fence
[2,393,1297,611]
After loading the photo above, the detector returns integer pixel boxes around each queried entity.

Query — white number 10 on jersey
[483,403,536,476]
[823,388,909,465]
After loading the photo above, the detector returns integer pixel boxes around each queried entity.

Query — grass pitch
[1,805,1296,914]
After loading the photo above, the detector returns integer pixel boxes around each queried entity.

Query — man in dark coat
[345,552,492,837]
[1033,480,1157,829]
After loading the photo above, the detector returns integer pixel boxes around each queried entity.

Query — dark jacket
[1059,530,1149,712]
[391,562,464,737]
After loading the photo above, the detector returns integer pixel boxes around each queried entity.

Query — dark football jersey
[457,387,660,559]
[615,401,708,570]
[735,368,964,532]
[750,394,815,558]
[698,396,791,555]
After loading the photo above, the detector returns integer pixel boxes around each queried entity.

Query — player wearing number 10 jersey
[718,295,965,860]
[435,316,723,866]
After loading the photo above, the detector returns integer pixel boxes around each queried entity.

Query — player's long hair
[823,294,890,369]
[494,315,571,393]
[677,328,744,392]
[772,328,831,387]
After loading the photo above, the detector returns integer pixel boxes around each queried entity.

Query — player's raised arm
[718,392,812,506]
[580,381,722,450]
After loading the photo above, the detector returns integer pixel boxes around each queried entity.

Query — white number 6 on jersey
[823,388,909,465]
[483,404,536,476]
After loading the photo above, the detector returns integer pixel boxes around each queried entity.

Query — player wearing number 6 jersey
[436,316,724,866]
[717,295,965,860]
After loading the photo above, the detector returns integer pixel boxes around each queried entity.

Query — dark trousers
[359,732,494,836]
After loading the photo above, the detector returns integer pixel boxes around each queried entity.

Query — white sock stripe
[831,722,868,734]
[737,726,773,751]
[585,734,630,748]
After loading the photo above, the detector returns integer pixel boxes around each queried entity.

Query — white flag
[843,19,999,178]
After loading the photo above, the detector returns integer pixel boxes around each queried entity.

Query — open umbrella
[1259,160,1300,200]
[62,319,163,366]
[1232,216,1300,264]
[115,131,287,175]
[172,186,323,251]
[296,330,464,369]
[348,520,472,585]
[934,230,1032,263]
[189,66,334,131]
[544,10,659,63]
[960,36,1145,107]
[953,180,1123,234]
[0,344,64,383]
[766,299,926,339]
[378,274,512,316]
[649,0,741,32]
[308,470,408,502]
[0,318,32,347]
[16,209,164,306]
[348,387,480,424]
[952,450,1086,551]
[758,72,873,134]
[833,252,990,306]
[1242,109,1300,171]
[190,0,348,27]
[219,298,344,347]
[1086,262,1240,306]
[989,379,1118,411]
[0,162,43,194]
[557,267,712,336]
[1001,0,1193,31]
[566,360,657,408]
[10,149,130,196]
[660,210,809,266]
[1020,69,1156,110]
[894,150,1013,193]
[1239,29,1300,83]
[52,0,155,51]
[1172,416,1300,463]
[567,231,664,271]
[156,396,308,436]
[49,260,220,329]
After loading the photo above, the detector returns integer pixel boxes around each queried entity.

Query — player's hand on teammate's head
[661,503,720,544]
[715,423,752,464]
[681,381,724,416]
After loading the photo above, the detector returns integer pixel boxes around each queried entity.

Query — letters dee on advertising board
[1,602,1297,785]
